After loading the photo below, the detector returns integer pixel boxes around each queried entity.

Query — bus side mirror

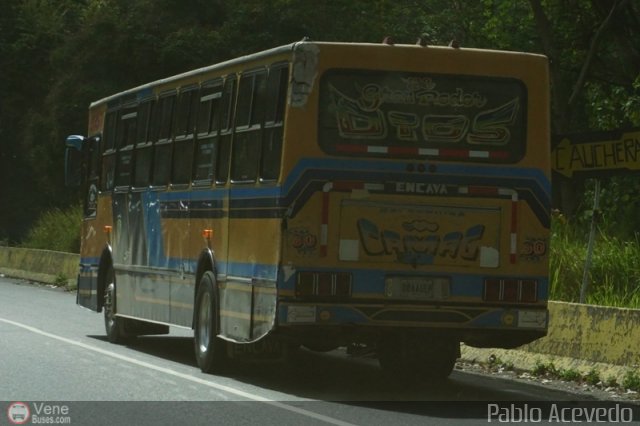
[64,135,85,187]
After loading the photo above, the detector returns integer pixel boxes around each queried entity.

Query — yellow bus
[65,39,551,380]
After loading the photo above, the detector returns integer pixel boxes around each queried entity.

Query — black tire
[378,334,458,382]
[194,271,227,373]
[103,267,131,344]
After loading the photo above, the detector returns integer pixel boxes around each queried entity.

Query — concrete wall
[526,302,640,367]
[0,246,79,286]
[461,301,640,384]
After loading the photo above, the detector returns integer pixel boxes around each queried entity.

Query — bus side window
[194,79,223,185]
[101,109,118,191]
[261,63,289,182]
[151,93,176,187]
[172,87,199,186]
[231,69,266,183]
[217,76,236,184]
[114,105,137,190]
[133,99,155,188]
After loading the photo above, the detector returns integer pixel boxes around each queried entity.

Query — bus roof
[89,42,298,109]
[89,40,547,109]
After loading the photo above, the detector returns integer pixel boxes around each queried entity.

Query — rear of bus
[276,41,550,379]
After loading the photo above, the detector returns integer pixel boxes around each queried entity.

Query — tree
[2,0,640,242]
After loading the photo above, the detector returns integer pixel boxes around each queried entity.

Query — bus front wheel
[378,334,458,382]
[194,271,227,373]
[103,267,131,344]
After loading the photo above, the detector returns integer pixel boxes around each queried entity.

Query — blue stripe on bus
[80,257,549,300]
[139,158,552,225]
[279,267,549,299]
[230,186,282,199]
[276,158,551,226]
[78,256,278,281]
[79,254,548,301]
[283,158,551,195]
[284,158,552,202]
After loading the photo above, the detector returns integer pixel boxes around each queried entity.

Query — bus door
[72,135,101,311]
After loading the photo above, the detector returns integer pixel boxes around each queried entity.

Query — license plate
[384,276,450,300]
[286,305,316,323]
[518,310,547,328]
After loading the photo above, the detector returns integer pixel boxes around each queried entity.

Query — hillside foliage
[1,0,639,243]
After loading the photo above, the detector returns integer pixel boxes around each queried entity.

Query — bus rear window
[318,70,527,162]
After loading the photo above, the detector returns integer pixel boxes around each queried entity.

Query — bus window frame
[317,69,528,163]
[171,85,200,189]
[150,91,177,189]
[101,108,119,192]
[193,78,224,187]
[230,67,267,184]
[259,62,289,183]
[131,97,156,191]
[114,103,138,193]
[215,75,237,185]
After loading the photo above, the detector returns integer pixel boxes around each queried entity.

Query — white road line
[0,317,357,426]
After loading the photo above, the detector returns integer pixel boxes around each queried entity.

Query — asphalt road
[1,277,636,426]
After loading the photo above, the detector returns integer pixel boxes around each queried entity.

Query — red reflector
[317,273,333,296]
[503,280,518,302]
[484,279,501,301]
[296,272,315,296]
[296,271,352,299]
[520,280,538,302]
[489,151,510,159]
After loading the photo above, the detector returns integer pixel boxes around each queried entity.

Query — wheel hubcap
[198,292,211,354]
[105,283,115,329]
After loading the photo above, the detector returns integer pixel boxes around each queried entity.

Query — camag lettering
[357,218,485,264]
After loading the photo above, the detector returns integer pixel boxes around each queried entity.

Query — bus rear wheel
[194,271,227,374]
[378,334,459,382]
[103,267,131,344]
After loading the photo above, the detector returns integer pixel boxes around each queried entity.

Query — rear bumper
[276,301,548,348]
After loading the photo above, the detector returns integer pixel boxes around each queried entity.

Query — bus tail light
[520,280,538,303]
[335,272,352,297]
[296,272,315,297]
[317,273,333,296]
[483,279,538,303]
[295,272,352,299]
[503,279,519,302]
[484,279,501,301]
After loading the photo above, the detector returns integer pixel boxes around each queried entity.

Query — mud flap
[76,264,99,311]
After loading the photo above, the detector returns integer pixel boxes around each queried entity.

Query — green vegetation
[532,360,558,377]
[623,370,640,392]
[529,360,640,394]
[1,0,639,245]
[551,214,640,308]
[487,355,514,372]
[20,204,82,253]
[584,368,601,386]
[558,368,581,382]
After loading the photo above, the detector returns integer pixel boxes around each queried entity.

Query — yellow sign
[552,129,640,178]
